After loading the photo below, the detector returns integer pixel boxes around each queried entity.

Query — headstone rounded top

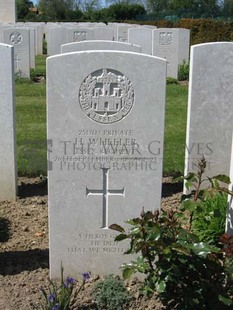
[79,68,134,124]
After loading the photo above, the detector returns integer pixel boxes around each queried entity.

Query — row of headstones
[0,22,44,77]
[0,22,190,79]
[1,41,233,278]
[47,22,190,79]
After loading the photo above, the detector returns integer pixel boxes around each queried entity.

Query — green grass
[33,54,47,77]
[16,56,188,176]
[164,84,188,174]
[16,56,46,176]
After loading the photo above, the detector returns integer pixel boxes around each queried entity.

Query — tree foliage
[38,0,83,20]
[107,2,146,20]
[19,0,231,22]
[17,0,34,19]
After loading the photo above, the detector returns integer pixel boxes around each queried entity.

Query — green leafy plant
[40,266,90,310]
[15,71,32,84]
[43,38,47,55]
[178,60,189,81]
[182,156,232,232]
[93,274,132,310]
[110,158,233,308]
[166,77,178,84]
[191,192,227,244]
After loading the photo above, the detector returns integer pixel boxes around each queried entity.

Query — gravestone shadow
[0,249,49,275]
[162,180,183,198]
[18,178,47,198]
[0,218,11,242]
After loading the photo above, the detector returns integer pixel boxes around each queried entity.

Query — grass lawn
[16,60,46,176]
[164,84,188,175]
[16,56,188,176]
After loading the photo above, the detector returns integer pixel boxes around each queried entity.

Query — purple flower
[64,276,76,288]
[51,304,60,310]
[82,272,91,282]
[48,293,55,303]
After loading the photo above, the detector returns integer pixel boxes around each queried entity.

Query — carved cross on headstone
[86,168,125,229]
[14,54,21,71]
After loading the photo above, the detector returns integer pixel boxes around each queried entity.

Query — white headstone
[153,28,190,78]
[93,27,114,41]
[0,43,17,201]
[47,27,67,56]
[67,28,94,43]
[61,40,141,53]
[3,28,30,78]
[117,24,132,42]
[0,0,16,23]
[47,51,166,278]
[25,23,43,56]
[28,27,36,69]
[128,27,153,55]
[184,42,233,191]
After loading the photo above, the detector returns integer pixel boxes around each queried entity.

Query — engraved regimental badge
[159,32,173,45]
[10,31,23,45]
[79,68,134,124]
[74,31,87,42]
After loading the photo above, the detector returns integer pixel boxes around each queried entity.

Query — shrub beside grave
[110,158,233,308]
[93,275,132,310]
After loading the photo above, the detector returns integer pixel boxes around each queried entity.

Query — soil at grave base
[0,177,182,310]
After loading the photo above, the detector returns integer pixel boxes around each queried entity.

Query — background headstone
[61,40,141,53]
[116,24,139,42]
[0,43,17,201]
[66,28,94,43]
[3,27,31,78]
[128,27,153,55]
[93,27,114,40]
[184,42,233,192]
[47,27,67,56]
[47,51,166,278]
[153,28,190,78]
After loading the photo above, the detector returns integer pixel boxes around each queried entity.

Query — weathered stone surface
[153,28,190,78]
[184,42,233,192]
[61,40,141,53]
[0,44,17,202]
[47,51,166,278]
[3,27,30,77]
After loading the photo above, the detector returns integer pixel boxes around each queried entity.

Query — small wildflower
[51,303,60,310]
[48,293,55,303]
[64,277,76,288]
[82,272,91,282]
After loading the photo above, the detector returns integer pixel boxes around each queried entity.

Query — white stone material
[117,24,132,42]
[128,27,153,55]
[47,27,67,56]
[3,27,30,77]
[28,27,36,69]
[0,0,16,23]
[47,51,166,278]
[61,40,141,53]
[153,28,190,78]
[93,27,114,41]
[66,28,94,43]
[0,44,17,201]
[184,42,233,191]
